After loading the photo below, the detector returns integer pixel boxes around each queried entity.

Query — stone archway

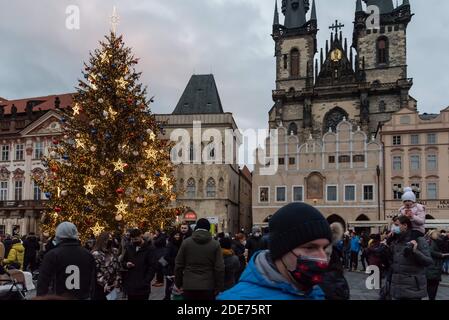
[327,214,346,231]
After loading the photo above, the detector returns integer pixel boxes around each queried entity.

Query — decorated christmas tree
[36,31,180,239]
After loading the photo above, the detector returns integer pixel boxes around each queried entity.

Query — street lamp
[376,165,381,223]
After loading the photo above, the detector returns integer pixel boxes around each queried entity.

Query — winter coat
[23,236,40,259]
[350,236,361,253]
[217,250,326,300]
[37,240,95,299]
[222,249,240,291]
[3,238,12,258]
[0,241,4,262]
[3,242,25,270]
[389,231,433,300]
[92,249,122,291]
[245,235,267,262]
[398,204,426,235]
[426,238,446,281]
[164,240,181,276]
[321,245,350,300]
[232,240,246,275]
[175,229,225,292]
[365,242,390,271]
[121,241,157,295]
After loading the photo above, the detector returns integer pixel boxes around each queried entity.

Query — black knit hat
[269,203,332,260]
[195,218,211,231]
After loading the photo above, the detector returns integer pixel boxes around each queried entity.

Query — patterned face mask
[287,252,329,292]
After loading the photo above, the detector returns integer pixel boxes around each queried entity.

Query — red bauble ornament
[53,139,59,145]
[127,98,133,105]
[176,210,182,216]
[116,188,124,195]
[55,207,62,213]
[123,163,129,169]
[51,165,58,173]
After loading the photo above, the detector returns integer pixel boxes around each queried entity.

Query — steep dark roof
[172,75,224,115]
[363,0,394,14]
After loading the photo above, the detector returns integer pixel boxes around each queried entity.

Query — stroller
[0,267,29,300]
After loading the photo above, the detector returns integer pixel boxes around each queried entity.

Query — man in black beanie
[218,203,332,300]
[175,218,225,300]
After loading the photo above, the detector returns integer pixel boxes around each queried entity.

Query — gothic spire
[356,0,363,12]
[283,0,308,29]
[310,0,317,21]
[363,0,394,14]
[273,0,280,26]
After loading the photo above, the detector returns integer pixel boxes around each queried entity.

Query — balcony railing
[0,200,47,209]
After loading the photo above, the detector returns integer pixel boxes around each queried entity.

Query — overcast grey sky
[1,0,448,131]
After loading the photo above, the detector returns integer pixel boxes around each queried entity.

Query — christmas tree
[36,32,180,239]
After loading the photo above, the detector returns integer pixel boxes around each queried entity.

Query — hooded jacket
[426,237,446,281]
[217,250,325,300]
[175,229,225,292]
[3,242,25,270]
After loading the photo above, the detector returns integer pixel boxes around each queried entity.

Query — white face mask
[242,240,247,246]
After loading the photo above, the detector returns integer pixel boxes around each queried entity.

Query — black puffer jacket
[36,240,95,299]
[121,241,157,295]
[389,231,433,300]
[321,245,350,300]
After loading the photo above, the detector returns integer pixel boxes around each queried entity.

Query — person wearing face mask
[426,230,449,300]
[121,228,157,300]
[399,187,426,240]
[91,232,122,300]
[245,226,267,263]
[388,216,433,300]
[217,202,332,300]
[36,222,95,300]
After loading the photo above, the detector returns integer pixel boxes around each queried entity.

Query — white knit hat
[402,187,416,203]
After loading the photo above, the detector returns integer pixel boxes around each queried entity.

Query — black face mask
[285,252,329,293]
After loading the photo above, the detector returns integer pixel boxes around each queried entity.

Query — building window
[427,154,438,171]
[186,178,196,198]
[339,155,350,163]
[427,183,438,200]
[33,181,42,200]
[283,54,288,69]
[209,148,215,159]
[410,134,420,145]
[327,186,338,202]
[290,49,300,77]
[276,186,286,202]
[344,185,356,202]
[259,187,269,203]
[393,156,402,171]
[1,145,9,161]
[15,144,24,161]
[353,155,365,163]
[288,122,298,135]
[392,136,401,146]
[0,181,7,201]
[427,134,437,145]
[411,183,421,199]
[363,185,374,201]
[289,157,295,165]
[34,142,44,159]
[393,183,403,200]
[206,178,216,198]
[328,156,335,164]
[278,157,285,165]
[14,181,23,201]
[410,155,420,171]
[293,186,303,202]
[377,37,389,64]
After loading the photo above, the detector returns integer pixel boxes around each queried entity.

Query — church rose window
[324,108,348,133]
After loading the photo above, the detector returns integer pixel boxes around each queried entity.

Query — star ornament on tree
[91,222,105,237]
[75,139,85,149]
[113,159,126,172]
[145,148,157,161]
[73,103,81,116]
[146,179,155,190]
[84,181,96,195]
[160,174,171,189]
[148,130,156,141]
[115,200,128,214]
[100,52,111,64]
[108,107,118,120]
[116,77,127,89]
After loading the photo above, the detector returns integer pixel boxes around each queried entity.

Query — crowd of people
[1,187,449,300]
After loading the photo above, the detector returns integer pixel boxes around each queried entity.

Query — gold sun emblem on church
[331,49,343,62]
